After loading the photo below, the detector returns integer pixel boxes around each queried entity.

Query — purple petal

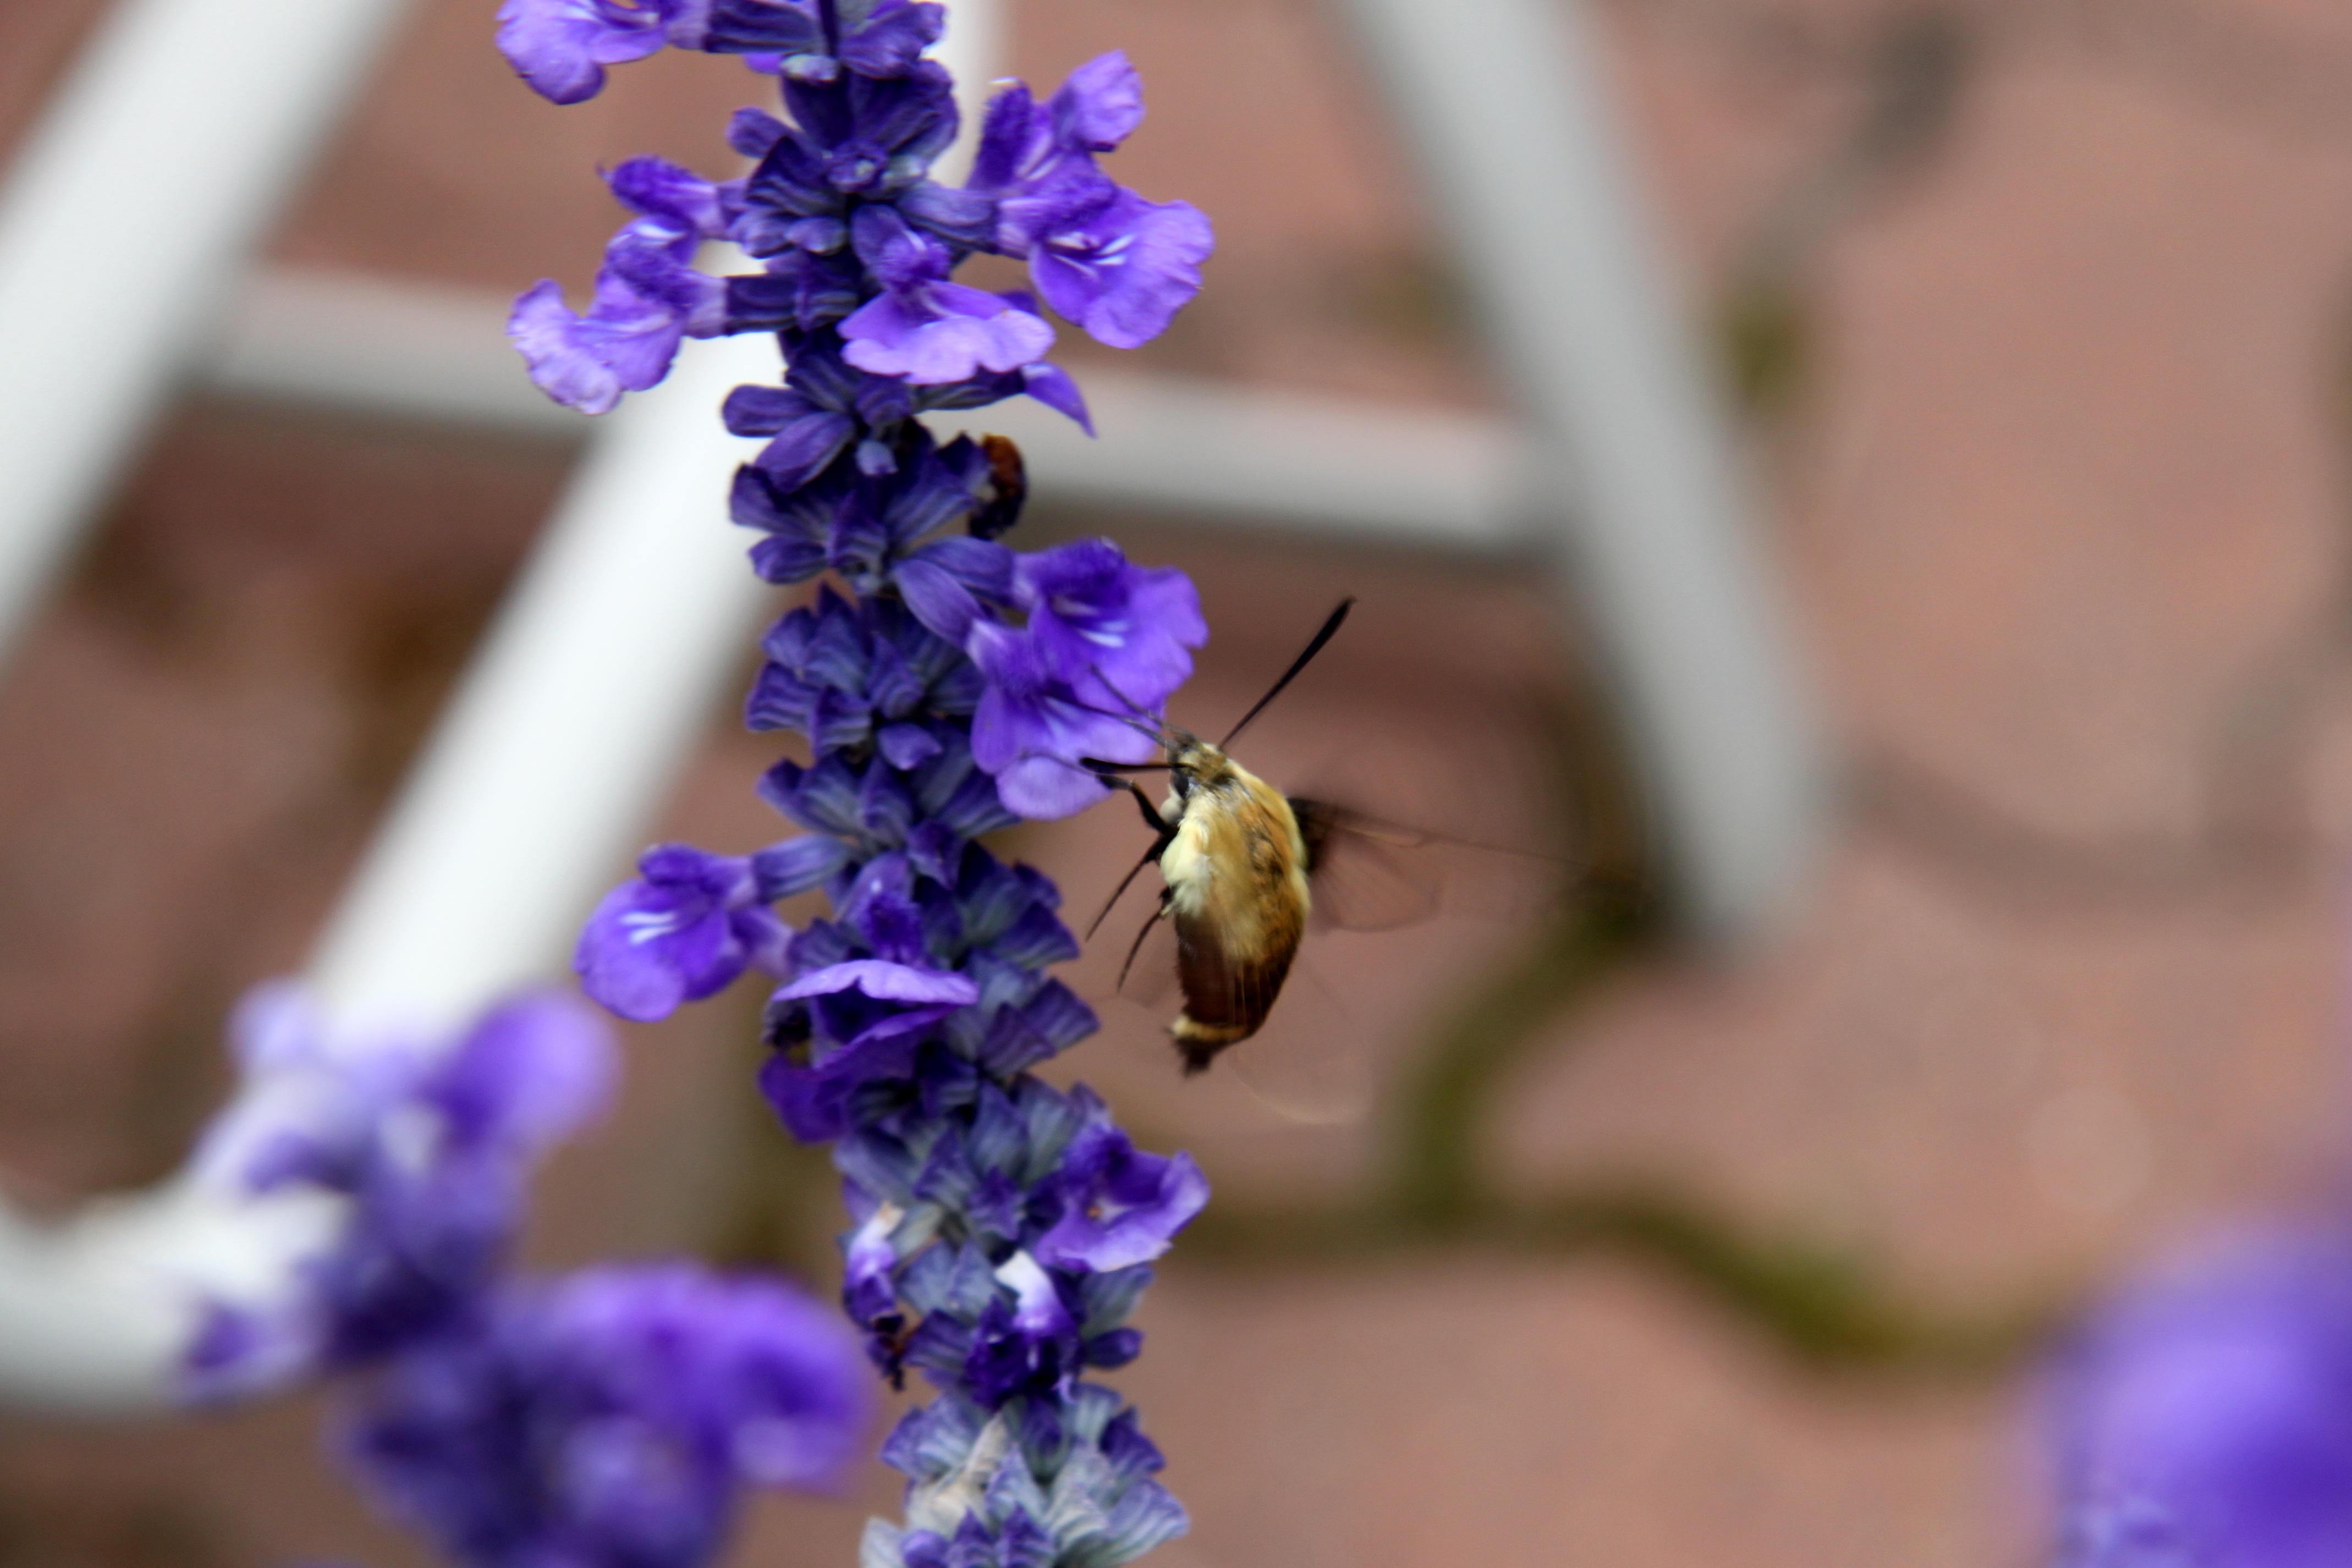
[876,722,943,770]
[509,278,681,415]
[756,410,858,490]
[1035,1134,1207,1271]
[776,959,979,1007]
[895,557,981,643]
[968,81,1044,195]
[839,0,944,77]
[575,878,701,1020]
[1011,538,1206,710]
[1049,51,1145,151]
[727,106,788,158]
[573,846,772,1021]
[1020,362,1093,434]
[990,753,1114,821]
[839,288,1057,386]
[606,156,727,236]
[752,835,853,900]
[913,533,1014,598]
[1031,191,1213,351]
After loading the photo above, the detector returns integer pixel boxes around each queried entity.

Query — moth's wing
[1294,798,1578,933]
[1088,885,1370,1125]
[1222,951,1373,1125]
[1293,799,1439,933]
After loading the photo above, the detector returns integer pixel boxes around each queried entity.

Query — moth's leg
[1118,892,1171,991]
[1086,829,1177,940]
[1082,782,1182,942]
[1123,780,1167,835]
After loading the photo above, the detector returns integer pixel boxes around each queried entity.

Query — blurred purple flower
[345,1264,869,1568]
[183,986,617,1395]
[2051,1223,2352,1568]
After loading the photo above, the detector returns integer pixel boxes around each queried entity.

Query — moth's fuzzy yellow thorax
[1158,742,1310,940]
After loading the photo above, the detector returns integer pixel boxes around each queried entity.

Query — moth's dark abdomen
[1168,909,1299,1072]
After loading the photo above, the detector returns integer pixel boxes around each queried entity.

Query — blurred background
[7,0,2352,1562]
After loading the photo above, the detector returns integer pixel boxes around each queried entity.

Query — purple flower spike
[504,14,1213,1560]
[1036,1113,1208,1272]
[2050,1223,2352,1568]
[575,844,791,1022]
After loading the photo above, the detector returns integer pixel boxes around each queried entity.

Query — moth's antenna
[1059,693,1167,748]
[1220,597,1354,749]
[1089,667,1168,728]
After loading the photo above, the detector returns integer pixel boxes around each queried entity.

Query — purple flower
[509,158,729,414]
[1035,1101,1209,1272]
[496,0,673,104]
[840,208,1056,386]
[1027,186,1214,351]
[345,1265,870,1568]
[318,995,617,1366]
[575,844,791,1023]
[959,1250,1088,1406]
[189,983,425,1198]
[1009,537,1205,706]
[760,956,978,1141]
[966,540,1206,819]
[2049,1223,2352,1568]
[968,53,1213,349]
